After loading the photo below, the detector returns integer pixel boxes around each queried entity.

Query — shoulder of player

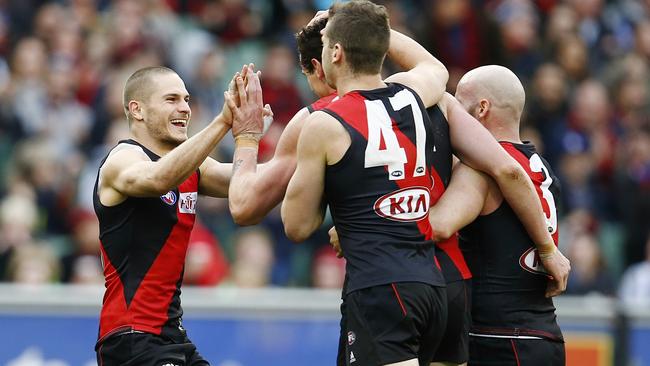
[436,92,454,120]
[285,107,311,130]
[100,143,150,178]
[300,110,346,142]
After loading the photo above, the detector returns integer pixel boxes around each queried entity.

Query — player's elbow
[493,159,525,184]
[432,226,454,242]
[430,217,454,242]
[230,204,263,226]
[284,224,311,243]
[282,213,314,242]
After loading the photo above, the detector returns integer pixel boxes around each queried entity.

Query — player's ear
[312,59,325,79]
[128,100,145,122]
[332,43,342,64]
[478,99,490,119]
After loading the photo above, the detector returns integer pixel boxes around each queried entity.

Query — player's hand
[328,226,343,258]
[307,10,329,27]
[540,247,571,297]
[222,64,250,126]
[225,64,264,138]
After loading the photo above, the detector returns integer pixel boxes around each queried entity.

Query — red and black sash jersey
[307,92,338,113]
[322,83,445,294]
[93,139,199,345]
[460,142,563,341]
[426,105,472,282]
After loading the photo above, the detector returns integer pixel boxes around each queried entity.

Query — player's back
[460,141,563,341]
[322,82,445,294]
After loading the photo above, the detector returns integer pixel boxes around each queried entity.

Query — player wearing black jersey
[283,2,449,365]
[429,65,568,365]
[94,66,264,365]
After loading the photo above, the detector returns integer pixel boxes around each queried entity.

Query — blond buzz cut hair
[123,66,176,123]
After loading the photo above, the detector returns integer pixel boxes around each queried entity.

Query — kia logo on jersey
[374,187,430,222]
[519,247,549,276]
[160,191,177,205]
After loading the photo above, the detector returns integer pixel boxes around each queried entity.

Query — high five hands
[224,64,273,142]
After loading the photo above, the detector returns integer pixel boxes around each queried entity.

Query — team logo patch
[519,247,549,276]
[160,191,177,205]
[373,186,430,222]
[347,331,356,345]
[178,192,197,214]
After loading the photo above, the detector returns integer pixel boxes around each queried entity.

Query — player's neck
[131,133,174,157]
[488,122,522,144]
[336,73,385,96]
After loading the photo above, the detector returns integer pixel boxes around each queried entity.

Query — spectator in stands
[619,234,650,305]
[228,228,275,288]
[60,209,103,284]
[566,232,616,296]
[615,126,650,266]
[6,242,60,284]
[184,220,229,286]
[311,245,345,289]
[0,192,38,281]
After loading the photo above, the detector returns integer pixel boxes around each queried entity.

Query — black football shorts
[432,278,472,364]
[343,282,447,365]
[96,331,209,366]
[469,335,565,365]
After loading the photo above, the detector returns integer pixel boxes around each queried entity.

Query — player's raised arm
[281,112,334,242]
[429,162,490,242]
[195,64,266,199]
[229,108,309,225]
[99,102,231,204]
[384,29,448,108]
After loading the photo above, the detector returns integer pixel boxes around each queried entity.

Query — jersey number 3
[364,89,426,181]
[530,153,557,235]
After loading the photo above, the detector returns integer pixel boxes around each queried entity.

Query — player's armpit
[429,163,489,241]
[281,112,332,242]
[198,157,231,198]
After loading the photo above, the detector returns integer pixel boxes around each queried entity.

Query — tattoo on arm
[233,159,244,173]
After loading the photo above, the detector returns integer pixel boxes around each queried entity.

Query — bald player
[429,65,567,365]
[94,65,264,365]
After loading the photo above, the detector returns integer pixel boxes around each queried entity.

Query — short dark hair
[296,17,328,74]
[327,0,390,75]
[123,66,176,120]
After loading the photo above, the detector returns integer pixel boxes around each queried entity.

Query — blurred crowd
[0,0,647,302]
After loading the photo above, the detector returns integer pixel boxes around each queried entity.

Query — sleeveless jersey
[308,92,338,113]
[460,142,563,341]
[93,139,199,344]
[427,105,472,283]
[322,83,445,294]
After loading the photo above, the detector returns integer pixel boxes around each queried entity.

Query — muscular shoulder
[100,143,150,182]
[300,111,350,165]
[436,92,454,120]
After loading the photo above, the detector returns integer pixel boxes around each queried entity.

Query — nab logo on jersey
[178,192,197,214]
[519,247,549,276]
[160,191,177,205]
[374,187,430,222]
